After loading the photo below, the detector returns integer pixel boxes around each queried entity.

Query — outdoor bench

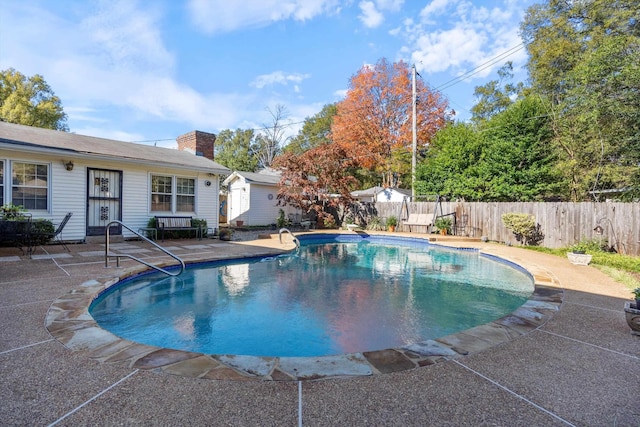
[154,216,201,241]
[403,213,434,232]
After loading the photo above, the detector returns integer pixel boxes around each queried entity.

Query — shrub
[0,203,27,220]
[570,238,608,254]
[192,218,208,237]
[276,209,289,228]
[501,213,544,246]
[386,216,398,227]
[365,216,385,231]
[322,212,337,228]
[31,220,55,245]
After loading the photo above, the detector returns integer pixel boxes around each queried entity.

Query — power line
[435,43,526,92]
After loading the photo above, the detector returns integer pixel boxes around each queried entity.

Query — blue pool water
[90,235,534,357]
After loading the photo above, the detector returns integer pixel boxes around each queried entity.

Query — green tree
[415,122,486,199]
[471,62,524,124]
[521,0,640,200]
[213,129,259,172]
[0,68,68,131]
[417,97,559,201]
[480,96,560,201]
[284,103,337,155]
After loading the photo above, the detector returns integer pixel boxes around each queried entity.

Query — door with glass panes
[87,168,122,236]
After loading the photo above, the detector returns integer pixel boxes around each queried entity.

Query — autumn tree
[331,58,450,188]
[214,129,260,172]
[0,68,68,131]
[273,143,359,226]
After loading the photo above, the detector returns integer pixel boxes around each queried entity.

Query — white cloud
[333,88,348,99]
[81,0,174,72]
[187,0,340,34]
[358,0,403,28]
[250,71,311,89]
[359,1,384,28]
[419,0,452,22]
[400,0,528,80]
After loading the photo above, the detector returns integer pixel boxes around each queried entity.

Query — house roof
[223,169,282,186]
[0,122,230,174]
[351,186,411,198]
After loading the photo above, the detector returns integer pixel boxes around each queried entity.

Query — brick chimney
[176,130,216,161]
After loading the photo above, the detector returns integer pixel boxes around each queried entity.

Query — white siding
[0,148,223,241]
[247,184,289,226]
[375,189,409,203]
[226,178,297,226]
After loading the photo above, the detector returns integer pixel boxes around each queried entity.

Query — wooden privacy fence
[373,201,640,256]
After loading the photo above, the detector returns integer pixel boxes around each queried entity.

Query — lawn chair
[33,212,73,253]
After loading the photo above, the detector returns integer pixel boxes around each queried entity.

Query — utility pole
[411,64,417,200]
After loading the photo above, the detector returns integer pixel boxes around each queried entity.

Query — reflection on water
[90,240,533,357]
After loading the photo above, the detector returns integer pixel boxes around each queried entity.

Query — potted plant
[386,216,398,232]
[623,288,640,336]
[434,217,452,235]
[218,228,233,241]
[566,242,593,265]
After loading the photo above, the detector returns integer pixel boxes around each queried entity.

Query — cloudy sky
[0,0,534,148]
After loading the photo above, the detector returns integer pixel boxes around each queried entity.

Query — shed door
[230,187,242,223]
[87,168,122,236]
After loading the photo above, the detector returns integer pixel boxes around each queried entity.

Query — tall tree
[521,0,640,200]
[331,58,450,188]
[417,97,559,201]
[0,68,68,131]
[256,104,289,169]
[284,103,337,155]
[213,129,259,172]
[471,62,524,124]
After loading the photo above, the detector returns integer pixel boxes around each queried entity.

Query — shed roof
[223,169,282,186]
[351,186,411,198]
[0,122,230,174]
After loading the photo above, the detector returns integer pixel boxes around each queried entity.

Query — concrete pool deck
[1,231,638,425]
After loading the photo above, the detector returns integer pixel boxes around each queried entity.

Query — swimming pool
[90,234,534,358]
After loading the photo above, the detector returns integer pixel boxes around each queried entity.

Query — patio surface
[1,230,638,426]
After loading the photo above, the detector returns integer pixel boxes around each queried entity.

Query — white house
[351,186,411,203]
[0,122,230,241]
[223,168,297,226]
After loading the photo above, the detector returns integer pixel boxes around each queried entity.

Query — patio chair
[33,212,73,253]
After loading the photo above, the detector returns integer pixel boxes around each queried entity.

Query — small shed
[222,169,297,226]
[0,122,230,241]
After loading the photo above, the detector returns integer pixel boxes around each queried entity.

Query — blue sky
[0,0,534,148]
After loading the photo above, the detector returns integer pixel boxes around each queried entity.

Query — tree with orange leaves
[331,58,451,188]
[273,142,359,226]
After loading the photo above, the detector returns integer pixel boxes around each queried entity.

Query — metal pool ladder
[105,220,185,276]
[279,227,300,248]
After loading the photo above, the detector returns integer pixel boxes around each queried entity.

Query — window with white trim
[176,177,195,212]
[150,175,196,213]
[12,162,48,210]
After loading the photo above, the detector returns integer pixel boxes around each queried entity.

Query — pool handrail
[105,220,186,276]
[279,227,300,248]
